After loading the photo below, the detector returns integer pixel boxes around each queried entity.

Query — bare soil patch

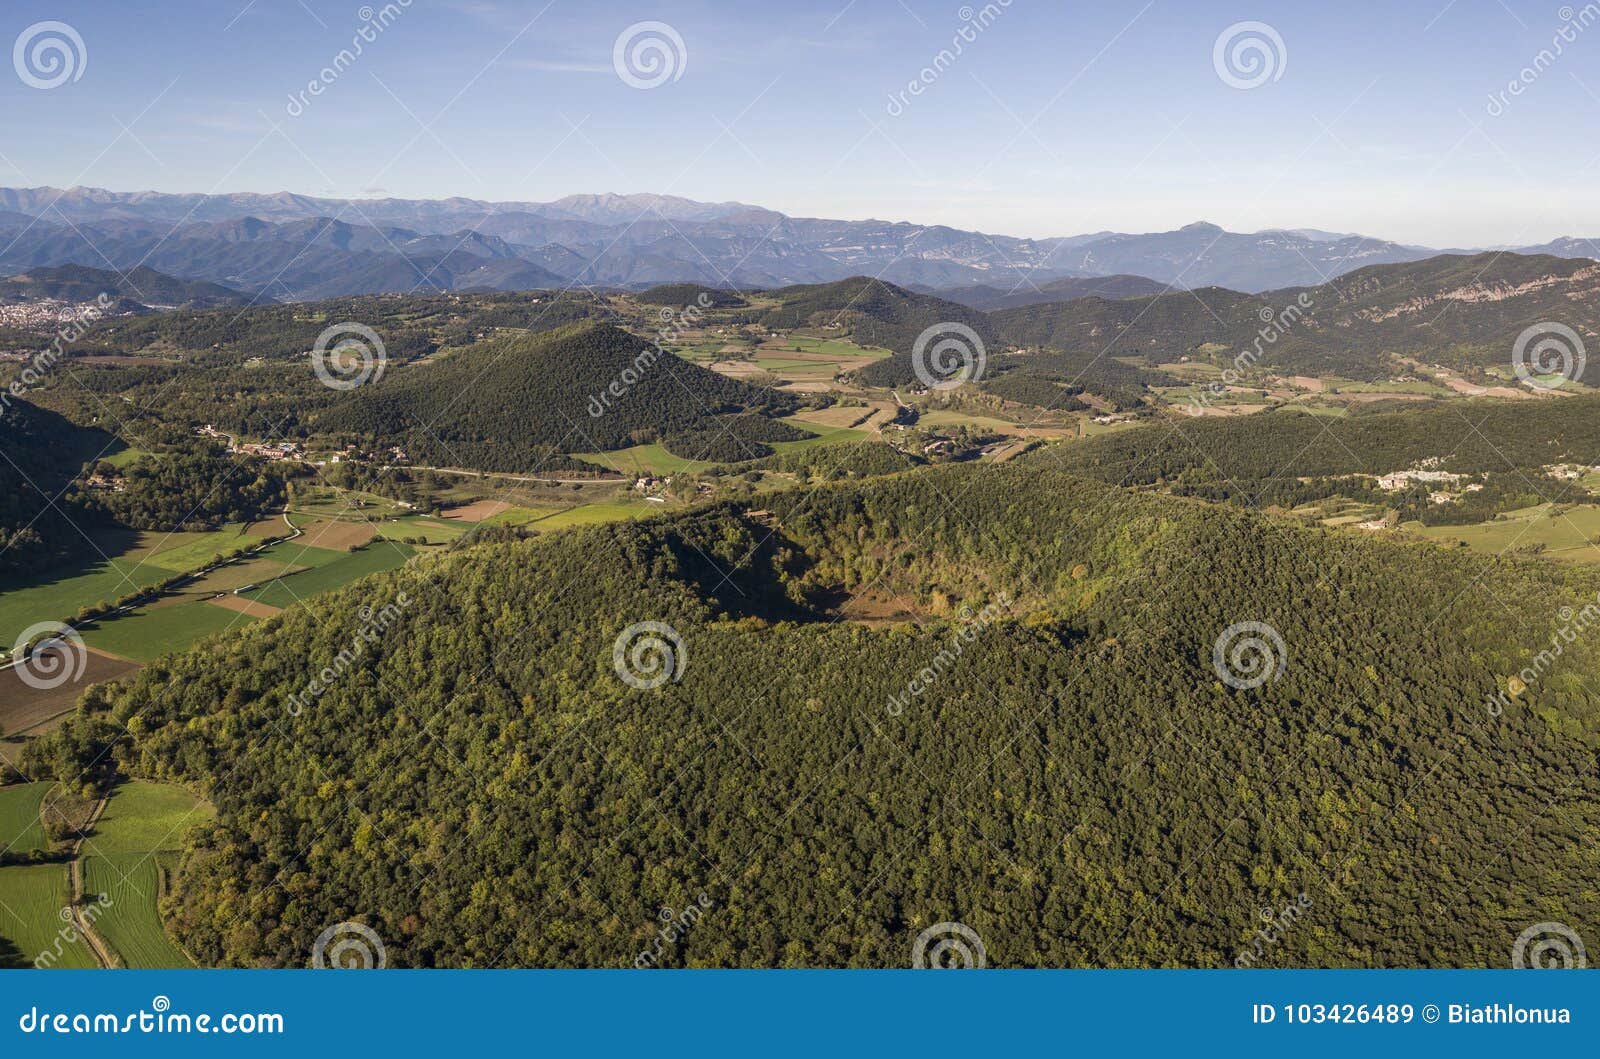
[440,499,512,522]
[207,596,282,620]
[294,519,378,550]
[0,647,141,741]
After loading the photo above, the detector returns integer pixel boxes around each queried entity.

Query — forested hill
[0,400,110,578]
[935,273,1167,311]
[1050,395,1600,505]
[755,278,996,363]
[316,321,800,471]
[989,251,1600,381]
[29,458,1600,968]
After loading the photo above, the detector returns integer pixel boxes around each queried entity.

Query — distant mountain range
[0,186,1595,299]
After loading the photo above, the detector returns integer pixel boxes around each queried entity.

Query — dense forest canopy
[317,322,803,471]
[26,457,1600,967]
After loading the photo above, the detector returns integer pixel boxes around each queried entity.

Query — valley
[5,227,1600,971]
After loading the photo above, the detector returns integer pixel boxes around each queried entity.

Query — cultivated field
[0,782,51,854]
[240,542,415,609]
[440,499,513,522]
[0,649,141,755]
[0,525,263,647]
[81,853,192,968]
[0,863,96,968]
[79,598,260,662]
[1407,503,1600,562]
[88,781,211,856]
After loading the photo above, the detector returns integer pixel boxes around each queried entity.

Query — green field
[242,542,415,609]
[574,443,711,477]
[0,525,263,647]
[770,418,869,451]
[82,854,192,968]
[88,781,211,855]
[0,863,96,968]
[100,446,150,469]
[531,502,658,529]
[918,409,1029,432]
[289,487,408,520]
[0,783,51,855]
[375,517,472,543]
[80,599,259,662]
[138,524,272,573]
[1407,502,1600,561]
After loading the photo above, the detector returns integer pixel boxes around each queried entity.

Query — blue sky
[1,0,1596,245]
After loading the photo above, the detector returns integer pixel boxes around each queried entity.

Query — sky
[1,0,1597,246]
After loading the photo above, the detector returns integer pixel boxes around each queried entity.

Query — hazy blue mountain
[4,186,1600,299]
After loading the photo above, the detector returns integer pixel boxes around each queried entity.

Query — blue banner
[2,970,1593,1056]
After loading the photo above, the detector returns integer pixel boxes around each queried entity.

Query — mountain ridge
[1,185,1596,297]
